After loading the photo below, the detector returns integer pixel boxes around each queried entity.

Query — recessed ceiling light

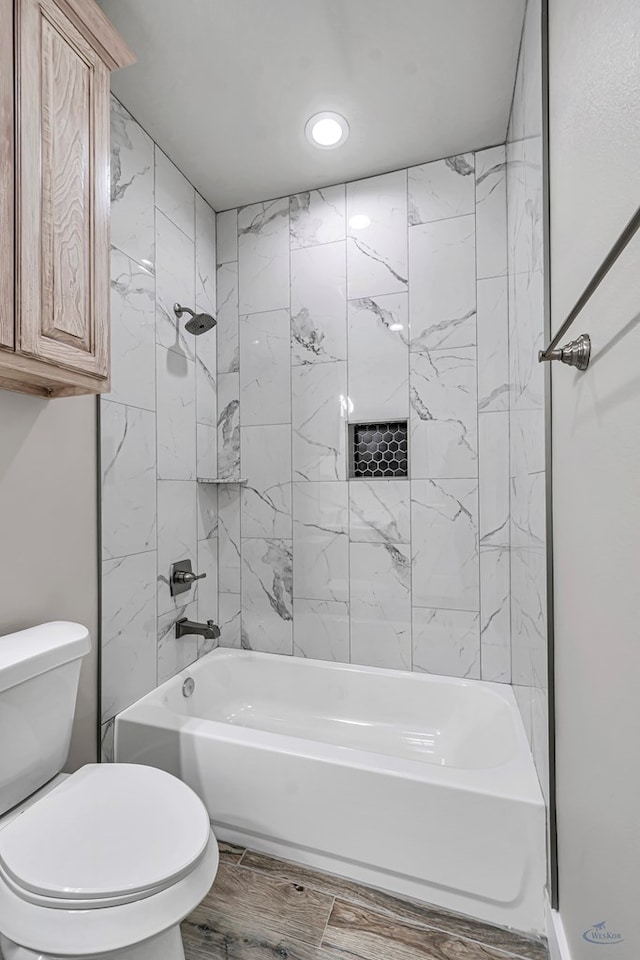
[305,111,349,149]
[349,214,370,230]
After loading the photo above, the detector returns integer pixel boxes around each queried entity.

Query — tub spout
[175,618,221,641]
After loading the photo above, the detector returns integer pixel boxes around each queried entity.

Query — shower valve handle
[173,569,206,585]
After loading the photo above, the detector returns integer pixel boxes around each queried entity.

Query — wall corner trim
[546,895,573,960]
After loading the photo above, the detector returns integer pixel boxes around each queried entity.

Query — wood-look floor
[181,842,548,960]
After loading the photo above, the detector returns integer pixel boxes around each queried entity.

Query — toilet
[0,621,219,959]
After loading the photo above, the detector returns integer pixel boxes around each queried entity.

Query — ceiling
[98,0,526,211]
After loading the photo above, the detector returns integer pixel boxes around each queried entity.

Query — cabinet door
[0,0,13,351]
[17,0,110,379]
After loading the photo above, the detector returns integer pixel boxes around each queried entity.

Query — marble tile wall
[216,147,512,680]
[100,97,219,759]
[506,0,548,800]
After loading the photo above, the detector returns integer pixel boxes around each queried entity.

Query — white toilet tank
[0,622,91,816]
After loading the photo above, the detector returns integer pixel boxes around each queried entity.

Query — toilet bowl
[0,764,219,959]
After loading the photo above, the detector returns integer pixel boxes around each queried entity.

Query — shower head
[173,303,216,336]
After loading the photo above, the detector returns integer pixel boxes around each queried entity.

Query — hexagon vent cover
[349,421,408,479]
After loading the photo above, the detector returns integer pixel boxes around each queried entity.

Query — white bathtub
[115,649,545,935]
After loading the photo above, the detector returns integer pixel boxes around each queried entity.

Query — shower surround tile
[219,594,242,649]
[241,538,293,654]
[239,309,291,425]
[155,210,196,359]
[218,485,241,594]
[411,479,479,612]
[108,249,156,412]
[293,482,349,602]
[290,185,346,248]
[241,425,292,539]
[216,209,238,265]
[480,545,511,682]
[157,479,197,617]
[477,276,509,413]
[350,542,412,671]
[292,362,347,481]
[195,326,217,428]
[101,551,157,722]
[347,293,409,421]
[197,537,219,649]
[410,345,478,480]
[293,599,350,662]
[216,261,239,374]
[475,146,507,279]
[291,241,347,365]
[101,401,156,560]
[349,479,410,544]
[155,147,195,240]
[217,373,240,479]
[412,607,480,679]
[408,153,475,225]
[238,198,289,314]
[409,215,476,351]
[195,194,217,317]
[110,96,155,270]
[156,345,196,480]
[346,170,408,299]
[158,600,199,684]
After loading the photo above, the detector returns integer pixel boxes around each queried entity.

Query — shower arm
[173,303,195,319]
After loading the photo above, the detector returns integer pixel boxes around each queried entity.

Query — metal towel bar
[539,201,640,371]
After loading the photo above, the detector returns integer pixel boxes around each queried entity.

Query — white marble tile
[291,241,347,365]
[290,185,346,248]
[510,408,545,479]
[101,719,115,763]
[409,215,476,351]
[293,599,350,662]
[197,483,218,540]
[477,276,509,412]
[195,325,217,427]
[480,545,511,682]
[216,209,238,265]
[408,154,475,225]
[238,198,289,314]
[479,412,510,547]
[110,97,155,270]
[475,146,507,280]
[510,538,546,687]
[350,542,411,671]
[157,479,197,616]
[156,345,196,480]
[349,479,410,544]
[509,268,545,412]
[409,346,478,479]
[346,170,408,299]
[157,599,198,684]
[101,401,156,560]
[347,293,409,421]
[219,593,241,649]
[217,373,240,479]
[241,424,292,539]
[241,538,293,654]
[195,194,217,316]
[411,479,479,611]
[293,481,348,602]
[197,537,219,653]
[101,551,157,721]
[412,607,480,679]
[155,210,196,358]
[155,147,195,240]
[506,135,543,279]
[216,261,239,374]
[196,423,217,479]
[218,485,241,593]
[239,309,291,425]
[292,362,347,481]
[109,249,156,411]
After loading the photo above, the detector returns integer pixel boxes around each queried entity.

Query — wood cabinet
[0,0,134,397]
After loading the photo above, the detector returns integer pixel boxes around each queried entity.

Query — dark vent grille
[349,421,408,479]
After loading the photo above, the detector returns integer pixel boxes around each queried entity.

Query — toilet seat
[0,764,219,956]
[0,764,211,909]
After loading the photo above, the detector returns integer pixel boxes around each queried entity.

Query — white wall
[549,0,640,955]
[0,391,98,769]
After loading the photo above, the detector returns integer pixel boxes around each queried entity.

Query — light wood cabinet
[0,0,134,397]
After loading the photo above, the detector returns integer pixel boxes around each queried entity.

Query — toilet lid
[0,764,211,907]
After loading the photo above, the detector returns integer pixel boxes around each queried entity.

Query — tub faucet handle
[170,559,205,597]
